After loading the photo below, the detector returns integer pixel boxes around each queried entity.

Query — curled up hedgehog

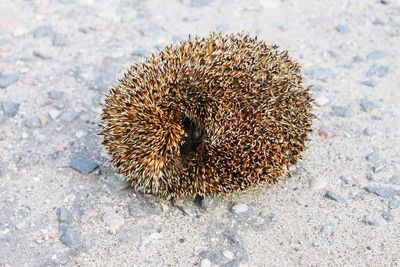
[100,33,313,198]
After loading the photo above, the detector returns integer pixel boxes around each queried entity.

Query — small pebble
[23,116,42,128]
[48,90,64,100]
[324,191,346,203]
[224,260,242,267]
[222,250,234,259]
[310,176,327,190]
[59,226,81,248]
[372,18,385,25]
[231,203,248,214]
[48,109,61,120]
[33,25,55,38]
[1,101,19,117]
[200,259,211,267]
[365,151,380,162]
[366,64,390,77]
[382,211,394,222]
[314,95,330,107]
[102,211,124,232]
[331,106,350,117]
[198,196,222,211]
[360,99,377,112]
[390,175,400,185]
[320,222,335,239]
[372,164,385,173]
[388,199,399,209]
[223,230,243,246]
[189,0,213,7]
[58,207,73,224]
[69,154,98,174]
[304,67,333,81]
[33,51,52,60]
[52,35,67,46]
[359,80,377,88]
[367,50,387,60]
[364,186,397,198]
[199,250,222,263]
[335,25,350,34]
[362,217,379,226]
[0,73,19,89]
[79,208,97,223]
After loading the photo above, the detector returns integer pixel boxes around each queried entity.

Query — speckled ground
[1,0,400,266]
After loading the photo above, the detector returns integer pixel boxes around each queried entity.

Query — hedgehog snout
[179,117,204,155]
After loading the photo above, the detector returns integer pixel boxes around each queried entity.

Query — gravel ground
[1,0,400,266]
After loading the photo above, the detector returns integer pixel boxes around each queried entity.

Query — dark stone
[360,99,377,112]
[335,25,350,34]
[364,186,397,198]
[366,64,390,77]
[324,191,346,203]
[362,217,379,226]
[59,226,81,248]
[33,26,55,38]
[69,154,98,174]
[58,207,73,223]
[1,101,19,117]
[0,73,18,89]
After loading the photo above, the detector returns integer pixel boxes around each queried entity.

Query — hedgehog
[100,33,313,198]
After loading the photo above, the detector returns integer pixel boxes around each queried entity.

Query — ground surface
[1,0,400,266]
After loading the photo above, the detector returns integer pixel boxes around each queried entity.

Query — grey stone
[331,106,350,117]
[390,175,400,185]
[223,230,243,247]
[48,109,61,120]
[58,207,73,223]
[100,174,129,191]
[335,25,350,34]
[304,67,333,81]
[78,208,97,223]
[372,18,385,25]
[366,151,380,162]
[359,80,377,87]
[372,164,386,173]
[59,226,81,248]
[33,25,55,38]
[382,211,394,222]
[320,222,335,239]
[198,196,222,211]
[1,101,19,117]
[189,0,213,7]
[360,99,377,112]
[352,55,364,62]
[0,73,18,88]
[324,191,346,203]
[364,186,397,198]
[48,90,64,100]
[75,64,118,91]
[366,173,375,181]
[224,259,241,267]
[231,203,249,214]
[52,35,68,46]
[33,51,52,60]
[199,250,222,263]
[388,199,399,209]
[366,64,390,77]
[367,50,387,60]
[362,217,379,226]
[23,116,42,128]
[69,154,99,174]
[128,200,146,216]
